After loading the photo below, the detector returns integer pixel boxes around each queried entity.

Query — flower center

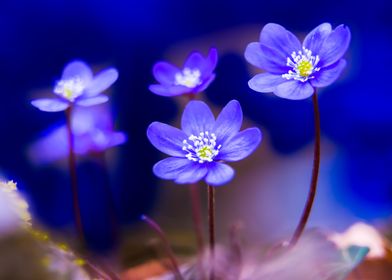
[174,68,202,88]
[282,47,320,82]
[54,77,85,101]
[182,131,222,163]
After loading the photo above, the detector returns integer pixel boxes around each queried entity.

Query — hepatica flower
[31,60,118,112]
[149,48,218,97]
[245,23,351,99]
[147,100,262,186]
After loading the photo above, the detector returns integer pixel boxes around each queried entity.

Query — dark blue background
[0,0,391,250]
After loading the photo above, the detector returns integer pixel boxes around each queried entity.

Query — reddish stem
[289,89,321,246]
[65,107,85,244]
[207,184,215,280]
[141,215,183,280]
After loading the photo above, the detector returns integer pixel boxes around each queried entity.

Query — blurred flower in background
[149,48,218,97]
[31,60,118,112]
[28,104,127,164]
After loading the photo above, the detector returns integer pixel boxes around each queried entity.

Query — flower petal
[153,157,193,180]
[194,74,216,93]
[61,60,93,84]
[31,99,69,112]
[184,48,218,78]
[149,84,191,96]
[75,95,109,107]
[85,68,118,97]
[217,128,262,162]
[311,59,347,88]
[259,23,301,57]
[318,25,351,67]
[174,163,208,184]
[244,42,289,73]
[274,80,314,100]
[303,23,332,55]
[152,62,180,85]
[205,162,235,186]
[213,100,243,143]
[248,73,286,93]
[147,122,188,157]
[181,100,215,135]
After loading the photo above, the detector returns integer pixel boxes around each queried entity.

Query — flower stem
[190,183,204,251]
[65,107,85,244]
[289,89,321,246]
[207,184,215,280]
[141,215,183,280]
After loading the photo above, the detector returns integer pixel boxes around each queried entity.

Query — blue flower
[147,100,262,186]
[245,23,351,100]
[31,60,118,112]
[149,48,218,97]
[28,105,127,164]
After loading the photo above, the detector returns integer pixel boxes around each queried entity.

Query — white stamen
[174,68,202,88]
[282,47,321,82]
[54,77,86,101]
[183,131,221,163]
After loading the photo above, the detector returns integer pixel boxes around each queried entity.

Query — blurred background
[0,0,391,257]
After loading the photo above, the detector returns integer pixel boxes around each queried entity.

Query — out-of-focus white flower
[329,222,388,259]
[0,181,31,234]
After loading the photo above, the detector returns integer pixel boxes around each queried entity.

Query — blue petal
[147,122,188,157]
[274,80,314,100]
[244,42,289,74]
[194,73,216,93]
[152,62,180,85]
[303,23,332,55]
[174,163,208,184]
[149,84,191,96]
[217,128,262,162]
[61,60,93,84]
[153,157,194,180]
[31,98,69,112]
[75,95,109,106]
[181,100,215,135]
[85,68,118,97]
[318,25,351,67]
[311,59,347,88]
[259,23,301,57]
[184,48,218,79]
[205,162,235,186]
[248,73,286,93]
[213,100,243,144]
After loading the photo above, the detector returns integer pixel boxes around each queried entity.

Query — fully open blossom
[147,100,262,186]
[31,60,118,112]
[149,48,218,97]
[245,23,350,100]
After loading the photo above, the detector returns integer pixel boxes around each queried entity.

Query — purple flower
[31,60,118,112]
[28,105,127,164]
[147,100,262,186]
[149,48,218,97]
[245,23,351,100]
